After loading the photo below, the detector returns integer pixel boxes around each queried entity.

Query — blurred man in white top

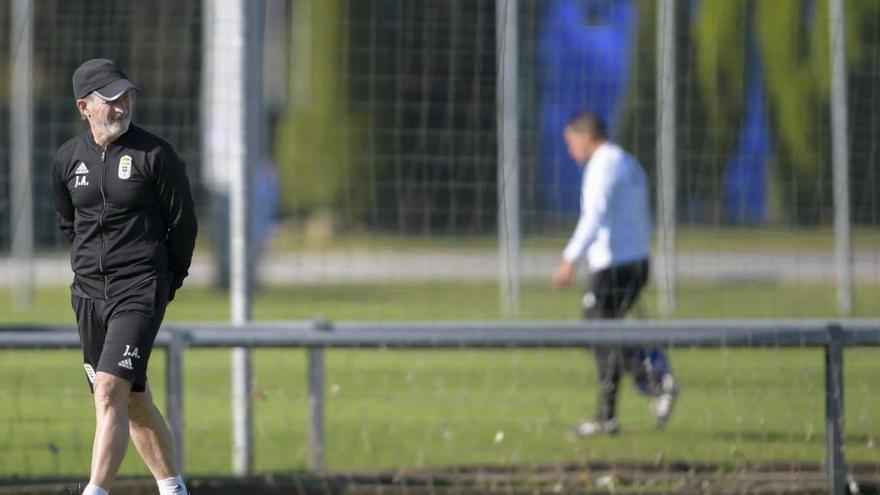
[553,110,678,436]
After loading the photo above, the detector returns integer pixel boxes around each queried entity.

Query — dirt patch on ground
[3,462,879,495]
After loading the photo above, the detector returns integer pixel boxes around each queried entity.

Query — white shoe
[652,373,679,428]
[572,418,620,437]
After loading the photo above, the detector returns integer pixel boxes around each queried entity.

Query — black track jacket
[52,124,198,300]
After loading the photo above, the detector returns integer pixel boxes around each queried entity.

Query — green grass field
[1,281,879,477]
[267,224,880,253]
[2,280,879,323]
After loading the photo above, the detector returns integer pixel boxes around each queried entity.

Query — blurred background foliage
[692,0,880,223]
[273,0,880,230]
[1,0,878,247]
[276,0,371,216]
[275,0,498,233]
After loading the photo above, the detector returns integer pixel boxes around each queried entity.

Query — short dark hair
[565,110,608,139]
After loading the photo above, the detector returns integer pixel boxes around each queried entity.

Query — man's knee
[93,372,132,409]
[128,387,158,417]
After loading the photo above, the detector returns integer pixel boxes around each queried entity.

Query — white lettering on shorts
[83,364,97,384]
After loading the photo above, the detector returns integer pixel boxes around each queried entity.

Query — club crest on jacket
[118,155,132,179]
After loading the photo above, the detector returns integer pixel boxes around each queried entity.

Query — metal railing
[2,319,879,495]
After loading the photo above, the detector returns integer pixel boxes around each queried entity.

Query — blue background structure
[539,0,637,211]
[539,0,771,223]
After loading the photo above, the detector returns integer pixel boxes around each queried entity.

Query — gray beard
[96,117,131,142]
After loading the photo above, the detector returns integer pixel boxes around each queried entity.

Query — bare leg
[129,384,177,480]
[89,372,133,488]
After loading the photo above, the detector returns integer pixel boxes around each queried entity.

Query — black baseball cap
[72,58,139,101]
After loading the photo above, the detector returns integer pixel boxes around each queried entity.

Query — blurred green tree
[693,0,879,223]
[275,0,370,219]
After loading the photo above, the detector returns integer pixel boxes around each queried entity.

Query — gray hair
[77,92,100,121]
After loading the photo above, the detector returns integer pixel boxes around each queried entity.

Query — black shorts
[582,259,649,319]
[71,277,169,392]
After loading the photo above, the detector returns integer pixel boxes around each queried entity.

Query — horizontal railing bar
[0,330,80,348]
[180,324,829,348]
[842,322,880,345]
[1,320,878,349]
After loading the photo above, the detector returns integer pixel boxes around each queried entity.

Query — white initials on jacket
[74,161,90,188]
[123,345,141,359]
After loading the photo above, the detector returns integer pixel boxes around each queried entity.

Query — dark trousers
[583,259,651,421]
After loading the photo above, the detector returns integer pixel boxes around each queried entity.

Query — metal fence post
[656,0,677,316]
[204,0,264,476]
[828,0,853,316]
[825,324,845,495]
[165,329,186,472]
[231,347,253,475]
[496,0,521,317]
[307,347,325,471]
[10,0,35,308]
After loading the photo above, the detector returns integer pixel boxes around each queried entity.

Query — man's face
[79,91,133,139]
[563,127,595,165]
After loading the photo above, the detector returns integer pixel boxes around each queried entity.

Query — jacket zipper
[99,149,109,298]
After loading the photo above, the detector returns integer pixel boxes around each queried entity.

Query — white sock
[82,485,109,495]
[157,475,188,495]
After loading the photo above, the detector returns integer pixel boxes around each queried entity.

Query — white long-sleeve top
[562,142,652,272]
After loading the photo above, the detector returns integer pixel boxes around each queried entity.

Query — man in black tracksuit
[52,59,196,495]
